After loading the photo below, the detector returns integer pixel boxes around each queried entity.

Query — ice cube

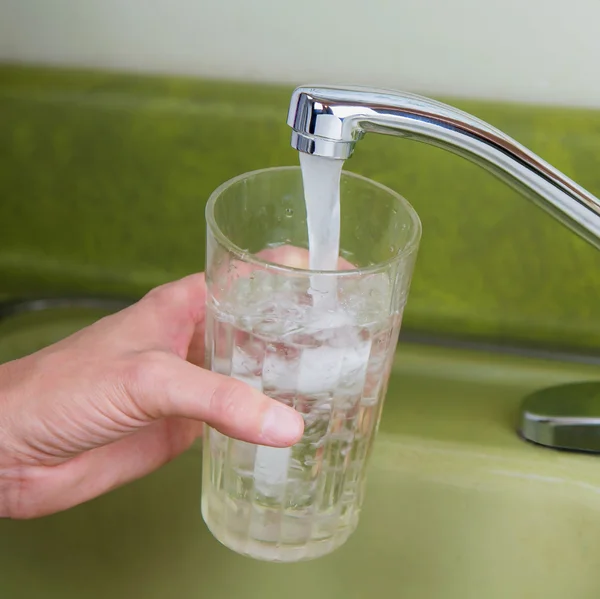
[253,445,291,499]
[297,345,344,395]
[230,331,265,391]
[296,326,371,396]
[262,342,300,394]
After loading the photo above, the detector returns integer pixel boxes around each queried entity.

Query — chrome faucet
[287,84,600,453]
[287,85,600,250]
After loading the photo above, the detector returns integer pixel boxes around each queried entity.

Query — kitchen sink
[1,305,599,598]
[3,65,600,598]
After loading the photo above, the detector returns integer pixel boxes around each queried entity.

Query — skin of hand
[0,272,305,520]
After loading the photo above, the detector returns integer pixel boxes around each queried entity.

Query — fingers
[257,244,356,270]
[185,319,206,367]
[210,245,356,286]
[128,249,354,362]
[125,352,304,448]
[5,418,203,519]
[137,273,207,359]
[145,272,207,322]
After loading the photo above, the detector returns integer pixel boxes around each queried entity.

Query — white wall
[1,0,599,108]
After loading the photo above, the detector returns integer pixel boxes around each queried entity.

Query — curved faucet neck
[287,85,600,250]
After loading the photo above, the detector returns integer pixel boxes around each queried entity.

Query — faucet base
[519,382,600,453]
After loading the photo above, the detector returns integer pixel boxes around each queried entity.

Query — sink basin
[0,298,130,363]
[3,65,600,598]
[1,307,600,598]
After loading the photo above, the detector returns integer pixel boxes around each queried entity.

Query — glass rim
[205,165,422,277]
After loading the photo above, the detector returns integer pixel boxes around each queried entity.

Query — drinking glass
[202,166,421,562]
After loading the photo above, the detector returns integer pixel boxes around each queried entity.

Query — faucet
[287,85,600,453]
[287,85,600,250]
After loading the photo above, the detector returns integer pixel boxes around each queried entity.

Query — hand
[0,273,304,519]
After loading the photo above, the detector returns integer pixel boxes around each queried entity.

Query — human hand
[0,273,304,519]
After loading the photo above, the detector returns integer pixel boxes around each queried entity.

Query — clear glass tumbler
[202,166,421,562]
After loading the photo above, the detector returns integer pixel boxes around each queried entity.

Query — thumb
[125,352,304,447]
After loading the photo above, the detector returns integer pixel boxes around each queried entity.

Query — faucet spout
[287,85,600,250]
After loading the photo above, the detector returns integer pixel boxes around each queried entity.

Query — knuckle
[119,351,171,417]
[144,279,188,308]
[141,282,174,313]
[140,275,205,328]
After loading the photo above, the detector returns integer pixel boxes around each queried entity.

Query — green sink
[1,308,600,598]
[3,65,600,598]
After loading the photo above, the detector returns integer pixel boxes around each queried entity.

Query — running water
[299,152,343,271]
[299,152,344,308]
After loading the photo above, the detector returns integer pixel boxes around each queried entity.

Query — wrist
[0,357,34,518]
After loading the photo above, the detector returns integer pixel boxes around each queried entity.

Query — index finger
[257,245,356,270]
